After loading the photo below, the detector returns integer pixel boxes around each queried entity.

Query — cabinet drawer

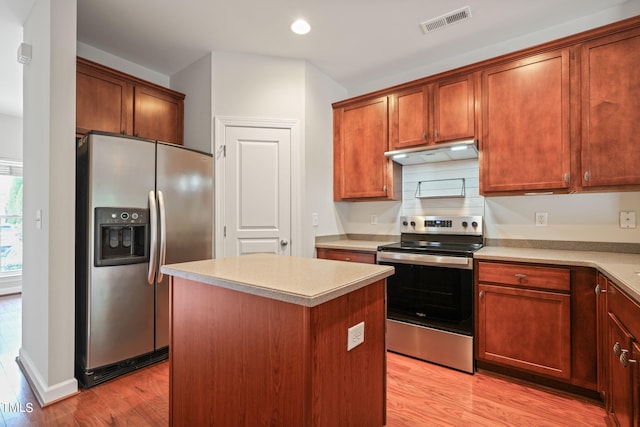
[608,282,640,340]
[316,248,376,264]
[478,262,570,292]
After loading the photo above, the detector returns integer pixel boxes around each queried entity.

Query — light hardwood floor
[0,293,606,426]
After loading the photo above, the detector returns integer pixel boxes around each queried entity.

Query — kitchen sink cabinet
[76,57,185,145]
[605,281,640,427]
[316,248,376,264]
[480,49,571,194]
[476,261,599,391]
[389,74,475,150]
[579,26,640,190]
[333,96,402,201]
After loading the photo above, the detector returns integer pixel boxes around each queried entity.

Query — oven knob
[402,221,408,226]
[462,221,468,227]
[472,221,478,228]
[410,221,416,227]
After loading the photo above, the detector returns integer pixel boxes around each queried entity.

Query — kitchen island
[160,253,394,427]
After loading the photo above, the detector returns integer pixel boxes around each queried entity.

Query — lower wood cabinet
[316,248,376,264]
[476,261,598,391]
[605,281,640,427]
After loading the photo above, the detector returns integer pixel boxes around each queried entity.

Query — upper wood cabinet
[333,96,401,201]
[580,26,640,189]
[76,57,185,145]
[389,74,475,150]
[480,49,571,194]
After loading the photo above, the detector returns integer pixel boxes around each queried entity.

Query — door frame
[213,115,302,258]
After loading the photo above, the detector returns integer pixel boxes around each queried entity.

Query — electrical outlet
[347,321,365,351]
[312,212,319,227]
[535,212,548,227]
[620,211,637,229]
[370,215,378,225]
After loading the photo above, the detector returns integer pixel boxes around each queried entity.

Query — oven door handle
[377,251,473,270]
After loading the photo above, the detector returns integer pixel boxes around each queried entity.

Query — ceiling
[0,0,636,118]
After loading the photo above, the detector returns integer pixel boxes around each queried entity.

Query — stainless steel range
[377,215,483,374]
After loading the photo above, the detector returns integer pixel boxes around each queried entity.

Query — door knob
[280,239,289,247]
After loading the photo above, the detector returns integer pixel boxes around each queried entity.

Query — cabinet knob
[514,273,527,282]
[613,342,622,358]
[422,132,426,140]
[594,284,607,295]
[280,239,289,247]
[563,173,569,183]
[479,290,485,299]
[620,349,638,368]
[584,171,590,182]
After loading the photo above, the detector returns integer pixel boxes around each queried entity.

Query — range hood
[384,139,478,165]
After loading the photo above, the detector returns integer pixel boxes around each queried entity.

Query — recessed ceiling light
[291,18,311,35]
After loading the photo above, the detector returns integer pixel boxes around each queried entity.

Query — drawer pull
[514,273,527,282]
[620,349,638,368]
[613,342,622,358]
[594,284,607,296]
[344,257,351,261]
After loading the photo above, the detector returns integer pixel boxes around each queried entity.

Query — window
[0,160,23,275]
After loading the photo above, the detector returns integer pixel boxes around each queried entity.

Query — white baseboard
[17,348,78,407]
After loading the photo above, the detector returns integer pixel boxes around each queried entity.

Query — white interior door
[221,125,292,257]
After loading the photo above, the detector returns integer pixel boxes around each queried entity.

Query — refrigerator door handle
[148,190,158,285]
[157,190,167,282]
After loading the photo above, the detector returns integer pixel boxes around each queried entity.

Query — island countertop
[160,253,394,307]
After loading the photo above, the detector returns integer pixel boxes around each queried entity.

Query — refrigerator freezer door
[85,134,156,369]
[155,143,213,348]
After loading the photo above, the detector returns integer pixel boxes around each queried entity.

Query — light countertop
[160,253,394,307]
[475,247,640,304]
[315,239,392,252]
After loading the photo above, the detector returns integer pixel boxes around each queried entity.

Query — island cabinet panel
[605,282,640,427]
[316,248,376,264]
[333,96,402,201]
[480,49,571,194]
[169,277,386,427]
[580,26,640,189]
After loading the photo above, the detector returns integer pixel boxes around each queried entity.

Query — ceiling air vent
[420,6,472,34]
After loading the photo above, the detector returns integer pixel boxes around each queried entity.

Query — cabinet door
[334,97,399,200]
[481,49,571,194]
[389,86,429,149]
[133,85,184,145]
[76,62,132,136]
[433,74,475,143]
[581,27,640,188]
[477,283,571,379]
[607,312,634,427]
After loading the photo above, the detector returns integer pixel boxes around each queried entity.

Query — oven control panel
[400,215,483,235]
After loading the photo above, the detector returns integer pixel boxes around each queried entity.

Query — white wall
[171,53,213,154]
[77,42,170,88]
[0,114,23,160]
[485,192,640,243]
[347,2,640,97]
[21,0,78,405]
[303,62,347,254]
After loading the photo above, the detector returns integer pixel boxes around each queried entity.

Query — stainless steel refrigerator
[75,131,213,388]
